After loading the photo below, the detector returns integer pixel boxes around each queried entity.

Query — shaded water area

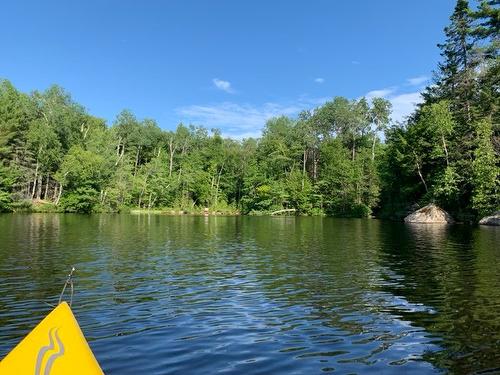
[0,214,499,374]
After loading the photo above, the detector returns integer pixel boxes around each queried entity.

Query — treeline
[379,0,499,220]
[0,0,498,220]
[0,81,391,216]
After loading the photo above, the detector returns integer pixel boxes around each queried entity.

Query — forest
[0,0,498,220]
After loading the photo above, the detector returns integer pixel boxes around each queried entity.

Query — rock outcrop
[404,204,455,224]
[479,211,500,226]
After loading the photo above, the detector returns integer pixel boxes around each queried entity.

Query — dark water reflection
[0,214,499,374]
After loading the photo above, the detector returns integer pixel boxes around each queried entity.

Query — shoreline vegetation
[0,1,498,222]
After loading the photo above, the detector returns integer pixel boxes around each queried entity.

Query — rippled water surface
[0,214,499,374]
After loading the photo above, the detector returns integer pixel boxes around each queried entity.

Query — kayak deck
[0,302,103,374]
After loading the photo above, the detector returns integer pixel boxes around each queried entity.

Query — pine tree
[472,0,500,44]
[472,1,500,151]
[436,0,476,125]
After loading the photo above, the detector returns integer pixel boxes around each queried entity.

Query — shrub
[0,191,12,212]
[59,187,98,213]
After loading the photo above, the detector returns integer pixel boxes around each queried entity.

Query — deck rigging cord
[58,266,76,307]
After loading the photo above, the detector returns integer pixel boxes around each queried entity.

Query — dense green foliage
[0,81,390,216]
[0,1,498,219]
[379,0,499,220]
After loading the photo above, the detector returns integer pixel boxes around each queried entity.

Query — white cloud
[177,87,424,139]
[314,77,325,84]
[406,75,428,86]
[365,88,396,100]
[351,60,360,65]
[177,75,426,139]
[389,92,423,122]
[212,78,234,93]
[177,101,306,138]
[364,86,423,123]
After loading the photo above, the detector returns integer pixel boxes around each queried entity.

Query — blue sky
[1,1,456,138]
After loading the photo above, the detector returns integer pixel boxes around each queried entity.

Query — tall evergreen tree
[436,0,476,125]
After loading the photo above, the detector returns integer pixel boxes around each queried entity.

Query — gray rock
[479,211,500,226]
[404,203,454,224]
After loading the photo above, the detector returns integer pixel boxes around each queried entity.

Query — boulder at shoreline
[479,211,500,226]
[404,204,454,224]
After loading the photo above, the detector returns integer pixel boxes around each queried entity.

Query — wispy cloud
[314,77,325,84]
[177,101,306,139]
[212,78,234,93]
[388,92,423,122]
[178,75,425,139]
[406,75,429,86]
[364,85,423,123]
[351,60,360,65]
[365,87,397,100]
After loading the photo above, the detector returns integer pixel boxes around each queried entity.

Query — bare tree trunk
[55,172,68,205]
[31,160,39,199]
[133,146,141,176]
[441,135,449,166]
[36,175,42,200]
[56,184,63,205]
[270,208,296,215]
[82,122,90,140]
[115,139,125,166]
[413,151,428,193]
[302,149,307,190]
[44,174,50,200]
[168,140,176,177]
[312,149,318,181]
[52,183,59,201]
[116,137,122,156]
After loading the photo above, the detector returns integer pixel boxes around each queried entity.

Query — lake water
[0,214,499,374]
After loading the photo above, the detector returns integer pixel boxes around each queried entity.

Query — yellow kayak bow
[0,302,103,375]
